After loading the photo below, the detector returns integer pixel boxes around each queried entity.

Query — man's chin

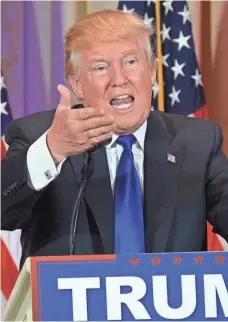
[114,118,144,135]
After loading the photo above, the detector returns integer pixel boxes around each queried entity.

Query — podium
[4,252,228,321]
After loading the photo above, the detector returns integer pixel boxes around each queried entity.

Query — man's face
[71,37,155,134]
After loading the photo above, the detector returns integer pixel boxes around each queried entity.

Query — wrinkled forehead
[80,38,146,64]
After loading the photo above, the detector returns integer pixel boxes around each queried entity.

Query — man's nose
[110,65,128,87]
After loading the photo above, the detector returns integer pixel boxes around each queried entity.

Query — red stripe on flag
[1,139,7,159]
[194,104,209,119]
[207,222,223,251]
[1,238,19,300]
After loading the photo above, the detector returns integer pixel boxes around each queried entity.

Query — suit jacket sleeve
[206,123,228,242]
[1,119,46,231]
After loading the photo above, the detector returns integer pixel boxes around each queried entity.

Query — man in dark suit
[2,9,228,269]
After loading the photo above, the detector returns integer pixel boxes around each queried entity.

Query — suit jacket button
[3,190,8,196]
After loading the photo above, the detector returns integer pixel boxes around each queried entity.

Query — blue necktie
[114,134,145,253]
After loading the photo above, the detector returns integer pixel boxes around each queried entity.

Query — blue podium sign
[31,252,228,321]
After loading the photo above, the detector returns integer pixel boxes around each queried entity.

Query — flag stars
[178,5,191,24]
[1,76,6,89]
[144,13,154,27]
[173,31,191,51]
[1,102,8,115]
[163,54,170,67]
[171,59,186,79]
[119,0,203,115]
[147,0,155,7]
[161,23,171,42]
[191,69,203,87]
[122,4,134,13]
[162,0,174,15]
[169,86,181,106]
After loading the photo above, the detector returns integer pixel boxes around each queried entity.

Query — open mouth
[109,94,135,110]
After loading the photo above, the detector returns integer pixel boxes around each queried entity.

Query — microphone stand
[68,152,94,255]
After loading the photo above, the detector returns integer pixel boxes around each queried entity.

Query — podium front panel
[30,252,228,321]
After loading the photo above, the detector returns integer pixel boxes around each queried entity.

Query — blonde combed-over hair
[64,9,154,78]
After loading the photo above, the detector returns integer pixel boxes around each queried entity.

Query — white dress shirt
[26,121,147,192]
[105,121,147,193]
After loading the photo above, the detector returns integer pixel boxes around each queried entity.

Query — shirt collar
[106,119,147,151]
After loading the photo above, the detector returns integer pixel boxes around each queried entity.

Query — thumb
[57,84,71,109]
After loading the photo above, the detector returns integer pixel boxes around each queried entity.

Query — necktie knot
[116,134,136,151]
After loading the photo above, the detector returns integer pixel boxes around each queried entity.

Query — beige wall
[190,0,228,252]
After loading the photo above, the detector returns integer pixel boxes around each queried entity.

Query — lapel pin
[167,153,176,164]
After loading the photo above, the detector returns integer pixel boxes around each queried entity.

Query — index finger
[70,107,105,120]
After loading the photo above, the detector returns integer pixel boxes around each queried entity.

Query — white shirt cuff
[27,131,66,190]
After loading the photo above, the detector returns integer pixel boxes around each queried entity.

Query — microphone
[68,137,111,255]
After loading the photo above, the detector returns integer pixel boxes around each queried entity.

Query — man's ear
[68,76,84,101]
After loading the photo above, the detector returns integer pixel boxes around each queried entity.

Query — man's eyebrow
[89,51,137,65]
[88,58,109,65]
[88,51,138,65]
[121,51,138,57]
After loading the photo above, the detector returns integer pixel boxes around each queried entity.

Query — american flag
[1,72,21,316]
[118,0,224,250]
[1,73,13,149]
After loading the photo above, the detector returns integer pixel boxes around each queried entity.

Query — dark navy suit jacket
[2,108,228,268]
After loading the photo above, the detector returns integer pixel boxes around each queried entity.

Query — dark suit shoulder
[149,111,223,156]
[154,110,216,131]
[5,110,56,145]
[152,110,221,139]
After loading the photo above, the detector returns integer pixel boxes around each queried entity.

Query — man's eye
[91,66,108,75]
[125,59,137,67]
[93,66,107,72]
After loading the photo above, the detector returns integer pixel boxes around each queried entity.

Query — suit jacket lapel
[144,112,184,253]
[69,149,114,254]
